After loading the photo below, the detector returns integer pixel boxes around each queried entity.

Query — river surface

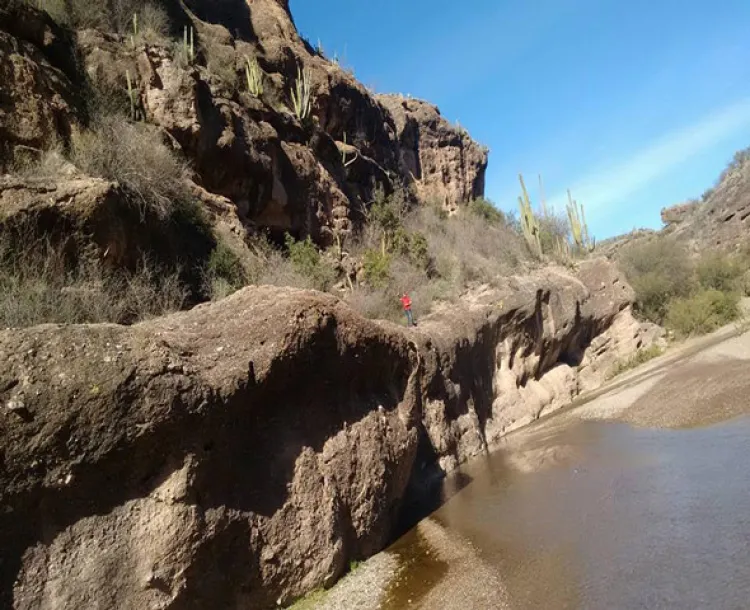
[384,416,750,609]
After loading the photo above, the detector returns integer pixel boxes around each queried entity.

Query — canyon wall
[0,259,661,609]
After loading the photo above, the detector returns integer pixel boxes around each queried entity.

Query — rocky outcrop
[0,259,661,609]
[0,1,487,247]
[0,3,85,171]
[1,288,421,609]
[660,201,698,226]
[606,152,750,256]
[378,95,488,214]
[411,259,661,473]
[661,154,750,252]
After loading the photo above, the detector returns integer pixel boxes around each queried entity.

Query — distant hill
[601,147,750,258]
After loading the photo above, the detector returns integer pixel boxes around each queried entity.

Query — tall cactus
[290,64,312,121]
[244,55,263,96]
[183,26,195,63]
[518,173,542,259]
[566,189,593,252]
[131,12,138,48]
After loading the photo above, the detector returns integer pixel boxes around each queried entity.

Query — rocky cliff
[0,0,487,249]
[0,258,661,609]
[0,2,664,608]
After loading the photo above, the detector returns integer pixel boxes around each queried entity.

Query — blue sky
[290,0,750,239]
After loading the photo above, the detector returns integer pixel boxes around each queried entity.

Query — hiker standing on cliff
[400,293,415,327]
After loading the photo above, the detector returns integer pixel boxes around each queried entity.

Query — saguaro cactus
[126,70,137,120]
[566,190,593,252]
[131,12,138,48]
[518,173,542,259]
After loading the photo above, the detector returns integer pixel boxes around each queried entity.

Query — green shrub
[362,249,391,287]
[204,240,248,300]
[391,228,430,270]
[618,237,693,324]
[285,234,337,291]
[468,198,505,225]
[695,252,743,293]
[665,289,740,337]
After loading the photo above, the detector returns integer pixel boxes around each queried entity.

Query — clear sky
[290,0,750,240]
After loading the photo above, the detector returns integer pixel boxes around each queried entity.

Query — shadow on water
[393,468,473,541]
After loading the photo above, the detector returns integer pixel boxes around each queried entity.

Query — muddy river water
[378,330,750,610]
[313,330,750,610]
[385,416,750,609]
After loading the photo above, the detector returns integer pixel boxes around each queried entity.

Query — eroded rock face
[378,95,488,213]
[0,260,661,609]
[1,1,488,247]
[1,288,421,609]
[412,258,662,472]
[0,2,84,171]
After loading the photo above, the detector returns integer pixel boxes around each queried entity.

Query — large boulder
[1,287,421,609]
[378,95,488,213]
[0,260,661,610]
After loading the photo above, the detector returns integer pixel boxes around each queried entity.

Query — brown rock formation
[0,0,487,246]
[0,259,661,609]
[0,3,84,171]
[378,95,488,214]
[660,200,698,226]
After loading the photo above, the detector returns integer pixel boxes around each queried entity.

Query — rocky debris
[378,95,488,214]
[0,259,661,609]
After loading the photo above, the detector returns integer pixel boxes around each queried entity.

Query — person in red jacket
[400,292,415,327]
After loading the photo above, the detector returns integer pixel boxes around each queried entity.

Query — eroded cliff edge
[0,258,660,609]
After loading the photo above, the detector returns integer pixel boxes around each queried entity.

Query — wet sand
[300,326,750,610]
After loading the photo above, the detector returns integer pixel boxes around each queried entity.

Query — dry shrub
[132,3,170,45]
[343,197,526,321]
[71,116,190,219]
[0,236,187,328]
[409,206,525,287]
[10,147,73,181]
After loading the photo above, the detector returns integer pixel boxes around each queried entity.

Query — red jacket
[400,295,412,310]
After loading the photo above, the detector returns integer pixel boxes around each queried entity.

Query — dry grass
[71,116,191,220]
[0,236,187,329]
